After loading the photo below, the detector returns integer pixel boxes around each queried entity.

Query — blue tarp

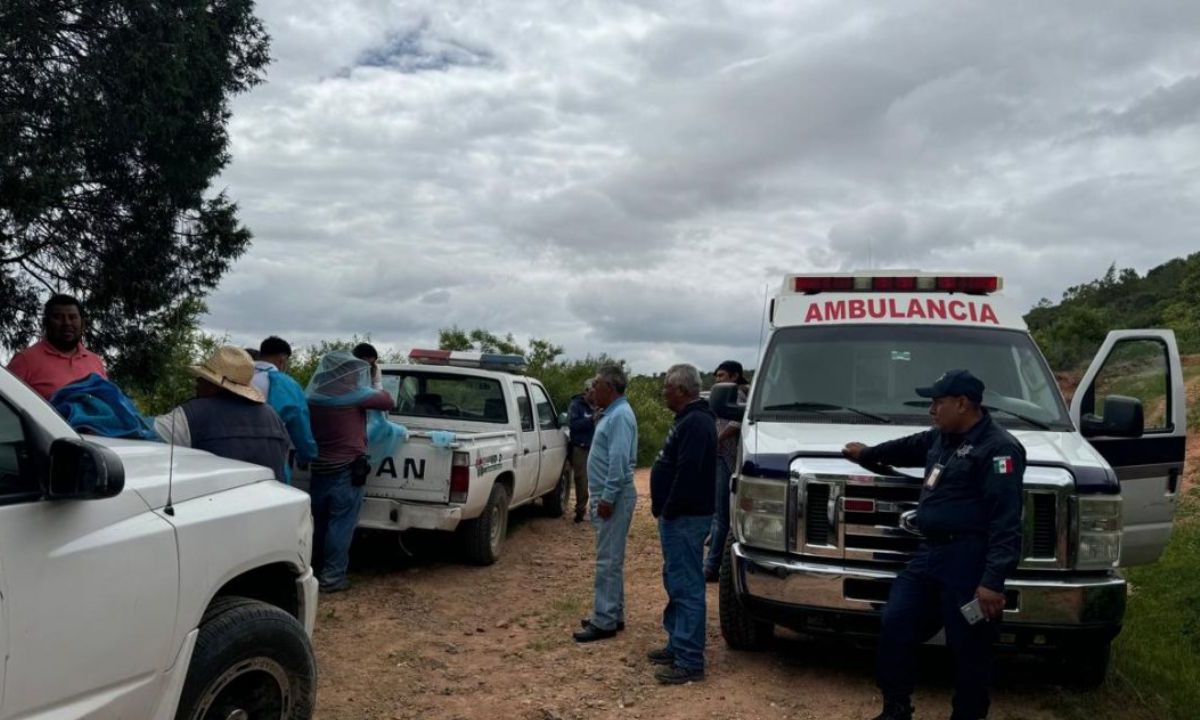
[49,374,159,440]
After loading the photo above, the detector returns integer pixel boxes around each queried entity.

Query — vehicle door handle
[524,449,530,455]
[542,446,547,451]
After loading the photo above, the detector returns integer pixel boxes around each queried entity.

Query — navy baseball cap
[915,369,985,403]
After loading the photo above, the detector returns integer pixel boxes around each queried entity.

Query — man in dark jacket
[648,363,718,685]
[566,379,597,522]
[843,370,1025,720]
[154,346,290,483]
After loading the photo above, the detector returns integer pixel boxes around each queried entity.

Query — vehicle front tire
[542,463,569,518]
[176,596,316,720]
[1059,638,1112,688]
[719,536,773,650]
[461,482,510,565]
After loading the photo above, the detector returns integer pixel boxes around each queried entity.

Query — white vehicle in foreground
[299,350,570,565]
[0,367,318,719]
[712,272,1187,686]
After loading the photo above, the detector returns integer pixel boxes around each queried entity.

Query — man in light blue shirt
[574,364,639,643]
[253,336,319,484]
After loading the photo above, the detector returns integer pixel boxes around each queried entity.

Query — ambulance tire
[542,463,569,518]
[461,483,509,566]
[718,535,772,650]
[1059,638,1111,688]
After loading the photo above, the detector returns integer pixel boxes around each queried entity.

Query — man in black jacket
[648,363,718,685]
[843,369,1025,720]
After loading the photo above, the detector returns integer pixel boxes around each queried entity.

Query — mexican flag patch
[993,456,1014,474]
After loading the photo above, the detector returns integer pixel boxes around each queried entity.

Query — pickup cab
[0,366,318,719]
[298,350,570,565]
[712,272,1187,686]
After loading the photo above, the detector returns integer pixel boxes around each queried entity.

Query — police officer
[843,370,1025,720]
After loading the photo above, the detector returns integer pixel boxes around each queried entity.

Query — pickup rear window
[382,371,508,424]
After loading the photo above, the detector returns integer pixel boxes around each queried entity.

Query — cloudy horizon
[204,0,1200,373]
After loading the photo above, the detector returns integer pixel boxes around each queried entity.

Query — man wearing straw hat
[154,345,291,483]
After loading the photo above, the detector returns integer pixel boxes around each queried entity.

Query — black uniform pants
[877,536,998,720]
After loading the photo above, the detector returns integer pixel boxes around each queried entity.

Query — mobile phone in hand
[960,597,986,625]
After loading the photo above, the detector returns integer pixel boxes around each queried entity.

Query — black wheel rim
[190,656,292,720]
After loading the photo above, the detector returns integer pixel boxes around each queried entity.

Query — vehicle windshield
[382,370,508,424]
[752,325,1073,430]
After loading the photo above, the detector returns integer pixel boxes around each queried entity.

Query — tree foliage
[1026,254,1200,370]
[0,0,271,390]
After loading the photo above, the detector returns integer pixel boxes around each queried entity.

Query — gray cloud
[204,0,1200,371]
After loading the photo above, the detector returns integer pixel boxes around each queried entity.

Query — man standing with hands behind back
[843,369,1025,720]
[574,364,638,643]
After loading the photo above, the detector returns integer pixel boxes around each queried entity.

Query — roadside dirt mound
[312,472,1070,720]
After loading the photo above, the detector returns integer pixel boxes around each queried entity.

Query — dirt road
[312,472,1088,720]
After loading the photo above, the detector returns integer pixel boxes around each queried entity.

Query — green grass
[1057,489,1200,720]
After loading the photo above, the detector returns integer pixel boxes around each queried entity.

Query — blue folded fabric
[49,374,158,440]
[429,430,457,449]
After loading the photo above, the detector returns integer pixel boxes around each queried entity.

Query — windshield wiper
[760,402,891,424]
[901,399,1053,431]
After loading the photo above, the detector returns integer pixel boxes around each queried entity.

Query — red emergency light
[791,274,1001,295]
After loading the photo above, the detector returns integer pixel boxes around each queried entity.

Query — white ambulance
[711,272,1187,686]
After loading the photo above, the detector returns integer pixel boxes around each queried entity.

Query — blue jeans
[704,456,734,575]
[588,483,637,631]
[659,514,711,671]
[309,466,366,588]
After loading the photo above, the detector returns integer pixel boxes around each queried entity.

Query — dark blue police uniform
[860,402,1025,719]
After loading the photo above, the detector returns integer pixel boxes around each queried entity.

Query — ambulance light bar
[408,349,528,372]
[790,274,1002,295]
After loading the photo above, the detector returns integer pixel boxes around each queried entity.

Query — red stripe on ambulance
[803,298,1000,325]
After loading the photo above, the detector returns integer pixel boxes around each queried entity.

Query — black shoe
[574,510,585,523]
[580,618,625,631]
[870,701,914,720]
[319,578,351,594]
[573,622,618,643]
[646,647,675,665]
[655,665,704,684]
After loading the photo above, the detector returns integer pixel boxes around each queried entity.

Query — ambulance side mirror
[709,383,745,422]
[1081,395,1144,438]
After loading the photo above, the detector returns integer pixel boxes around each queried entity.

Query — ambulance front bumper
[732,543,1126,631]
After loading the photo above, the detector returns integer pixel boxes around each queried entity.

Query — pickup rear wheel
[542,463,569,518]
[461,483,510,565]
[718,535,773,650]
[176,596,316,720]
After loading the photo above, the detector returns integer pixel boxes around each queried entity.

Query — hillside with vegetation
[1025,252,1200,371]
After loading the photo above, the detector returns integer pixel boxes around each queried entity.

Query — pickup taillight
[450,452,470,503]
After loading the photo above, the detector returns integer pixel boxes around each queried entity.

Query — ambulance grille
[805,484,831,545]
[1030,493,1058,558]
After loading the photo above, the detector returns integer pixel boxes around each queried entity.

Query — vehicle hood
[88,436,276,509]
[748,421,1108,471]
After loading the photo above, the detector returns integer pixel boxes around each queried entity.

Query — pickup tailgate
[366,435,455,503]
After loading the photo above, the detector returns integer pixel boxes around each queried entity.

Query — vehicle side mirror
[709,383,746,422]
[558,411,569,428]
[1081,395,1144,438]
[45,438,125,500]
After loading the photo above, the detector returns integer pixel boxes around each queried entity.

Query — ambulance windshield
[752,325,1073,430]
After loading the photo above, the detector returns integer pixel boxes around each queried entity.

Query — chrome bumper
[357,496,463,532]
[733,543,1126,627]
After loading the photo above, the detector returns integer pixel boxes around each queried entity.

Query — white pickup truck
[0,366,318,719]
[300,350,571,565]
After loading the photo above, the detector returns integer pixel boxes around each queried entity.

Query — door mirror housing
[1081,395,1144,438]
[709,382,746,422]
[46,438,125,500]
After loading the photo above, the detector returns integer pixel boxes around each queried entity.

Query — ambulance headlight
[734,475,788,552]
[1074,496,1122,570]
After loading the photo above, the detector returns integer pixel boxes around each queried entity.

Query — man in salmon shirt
[8,294,107,400]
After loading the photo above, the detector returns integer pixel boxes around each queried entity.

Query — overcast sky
[206,0,1200,373]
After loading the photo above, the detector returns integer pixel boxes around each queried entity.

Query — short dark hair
[44,293,84,319]
[259,336,292,357]
[244,347,262,361]
[716,360,749,385]
[352,342,378,361]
